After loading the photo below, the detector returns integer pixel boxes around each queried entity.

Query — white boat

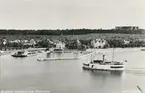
[11,50,38,57]
[82,49,127,71]
[83,60,126,71]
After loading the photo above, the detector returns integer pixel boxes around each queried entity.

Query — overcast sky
[0,0,145,29]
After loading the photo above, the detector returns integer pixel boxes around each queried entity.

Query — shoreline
[1,47,144,56]
[87,47,145,52]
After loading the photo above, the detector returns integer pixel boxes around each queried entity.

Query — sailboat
[82,48,127,71]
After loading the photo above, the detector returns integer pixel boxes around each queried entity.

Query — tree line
[0,29,145,35]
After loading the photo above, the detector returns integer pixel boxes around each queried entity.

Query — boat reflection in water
[83,61,124,75]
[83,69,124,76]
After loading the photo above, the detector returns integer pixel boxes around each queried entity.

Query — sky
[0,0,145,29]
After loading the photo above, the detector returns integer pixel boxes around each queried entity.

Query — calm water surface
[1,48,145,93]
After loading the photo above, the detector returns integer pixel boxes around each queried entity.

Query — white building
[76,40,81,46]
[10,39,21,43]
[30,39,36,46]
[47,39,54,44]
[21,40,29,43]
[115,26,139,31]
[91,39,107,48]
[3,39,7,45]
[124,40,130,45]
[55,41,65,49]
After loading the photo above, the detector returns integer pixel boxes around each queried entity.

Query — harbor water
[0,48,145,93]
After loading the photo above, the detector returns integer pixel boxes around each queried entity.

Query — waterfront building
[115,26,139,31]
[10,39,21,43]
[23,39,36,48]
[124,40,130,45]
[21,40,29,43]
[55,41,65,49]
[53,41,66,51]
[3,39,7,45]
[30,39,36,46]
[47,39,54,44]
[76,40,81,46]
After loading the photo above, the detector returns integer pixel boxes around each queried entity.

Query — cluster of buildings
[1,36,144,51]
[114,26,139,31]
[9,39,37,46]
[0,39,37,50]
[0,38,110,50]
[91,39,107,48]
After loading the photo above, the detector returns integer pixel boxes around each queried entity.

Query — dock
[37,57,78,61]
[37,51,93,61]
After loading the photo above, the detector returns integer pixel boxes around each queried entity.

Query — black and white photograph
[0,0,145,93]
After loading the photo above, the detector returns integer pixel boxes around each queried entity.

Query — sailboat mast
[112,48,115,62]
[91,52,96,62]
[90,52,94,62]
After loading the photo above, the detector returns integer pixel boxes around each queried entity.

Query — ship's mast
[103,54,105,62]
[112,48,115,62]
[91,53,93,62]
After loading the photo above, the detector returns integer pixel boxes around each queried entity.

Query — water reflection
[83,70,123,77]
[81,69,123,93]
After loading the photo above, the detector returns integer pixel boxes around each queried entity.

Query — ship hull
[82,64,125,71]
[11,55,27,57]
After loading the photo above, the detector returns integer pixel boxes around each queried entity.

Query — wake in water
[125,68,145,76]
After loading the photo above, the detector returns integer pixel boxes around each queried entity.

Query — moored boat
[11,51,27,57]
[11,50,39,57]
[82,59,126,71]
[82,49,127,71]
